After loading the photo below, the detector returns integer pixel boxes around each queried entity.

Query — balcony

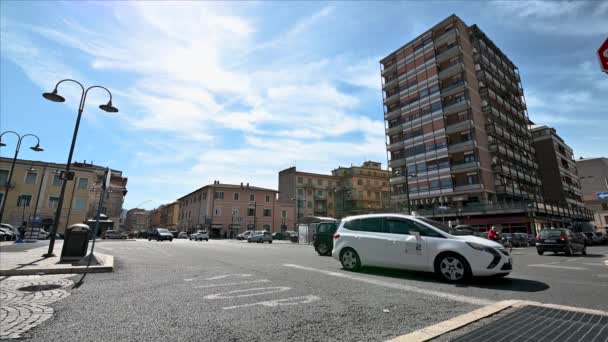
[383,77,398,90]
[387,140,404,151]
[453,183,482,192]
[451,161,480,173]
[382,63,397,76]
[445,119,473,135]
[389,158,406,168]
[386,124,402,136]
[436,45,461,64]
[448,140,475,154]
[443,99,469,115]
[384,108,401,121]
[440,80,466,98]
[434,28,458,48]
[384,92,400,106]
[438,62,463,80]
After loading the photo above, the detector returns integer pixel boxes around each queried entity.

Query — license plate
[545,239,556,243]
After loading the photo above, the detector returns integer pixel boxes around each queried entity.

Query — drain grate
[18,284,64,292]
[451,305,608,342]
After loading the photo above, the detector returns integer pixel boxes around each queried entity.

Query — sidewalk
[0,242,114,276]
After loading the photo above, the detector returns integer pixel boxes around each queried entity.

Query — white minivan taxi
[332,214,512,282]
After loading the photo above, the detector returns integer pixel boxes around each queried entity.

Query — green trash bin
[60,224,91,261]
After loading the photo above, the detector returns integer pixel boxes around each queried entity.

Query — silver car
[247,231,273,243]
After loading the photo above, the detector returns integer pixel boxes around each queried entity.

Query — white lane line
[565,257,582,263]
[206,274,252,280]
[528,264,588,270]
[596,274,608,278]
[194,279,270,288]
[184,279,194,282]
[582,263,607,267]
[203,287,291,299]
[222,295,320,310]
[282,264,493,306]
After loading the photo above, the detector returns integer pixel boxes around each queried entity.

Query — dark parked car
[536,228,586,256]
[527,234,536,246]
[313,222,338,256]
[593,232,607,245]
[513,233,530,247]
[272,231,291,240]
[148,228,173,241]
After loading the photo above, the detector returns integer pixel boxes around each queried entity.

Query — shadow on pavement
[356,266,550,292]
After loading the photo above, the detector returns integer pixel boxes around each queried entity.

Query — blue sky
[1,1,607,210]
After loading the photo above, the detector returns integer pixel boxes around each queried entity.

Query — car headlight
[466,242,487,250]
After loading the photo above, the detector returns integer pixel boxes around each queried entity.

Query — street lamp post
[404,166,416,215]
[42,79,118,257]
[0,131,44,224]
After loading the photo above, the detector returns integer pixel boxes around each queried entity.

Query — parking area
[6,239,607,341]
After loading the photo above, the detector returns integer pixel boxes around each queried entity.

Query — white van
[332,214,512,282]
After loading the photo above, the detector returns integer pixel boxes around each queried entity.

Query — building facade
[126,208,150,232]
[148,208,161,228]
[380,15,592,233]
[278,162,391,220]
[531,125,584,208]
[0,158,127,233]
[160,202,179,229]
[278,167,339,219]
[178,181,295,238]
[331,161,391,217]
[576,157,608,231]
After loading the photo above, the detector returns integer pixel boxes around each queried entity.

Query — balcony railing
[451,161,479,173]
[448,140,475,154]
[453,183,482,192]
[445,119,472,135]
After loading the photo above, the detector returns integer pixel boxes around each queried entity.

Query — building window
[215,192,224,200]
[265,195,270,203]
[263,209,271,217]
[604,216,608,224]
[297,188,304,197]
[17,194,32,207]
[602,203,608,210]
[52,174,62,186]
[48,196,60,209]
[357,179,363,185]
[466,173,479,185]
[249,194,255,202]
[329,191,333,197]
[317,190,323,197]
[358,190,364,199]
[247,208,255,216]
[328,181,333,188]
[281,209,287,218]
[0,170,8,185]
[307,201,312,208]
[298,177,303,184]
[307,189,312,196]
[375,192,380,200]
[464,153,475,163]
[78,178,89,190]
[74,198,86,210]
[234,192,240,201]
[232,208,239,216]
[317,179,323,186]
[214,208,222,216]
[203,193,207,200]
[25,172,37,185]
[307,178,312,185]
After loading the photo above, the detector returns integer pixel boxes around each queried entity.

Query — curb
[386,300,607,342]
[0,253,114,276]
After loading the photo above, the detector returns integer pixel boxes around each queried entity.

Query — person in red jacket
[487,226,500,241]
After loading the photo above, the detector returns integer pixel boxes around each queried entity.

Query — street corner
[389,300,608,342]
[0,273,76,339]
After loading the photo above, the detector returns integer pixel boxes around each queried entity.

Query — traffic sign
[599,38,608,73]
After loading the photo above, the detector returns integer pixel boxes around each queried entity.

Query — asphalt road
[17,239,608,341]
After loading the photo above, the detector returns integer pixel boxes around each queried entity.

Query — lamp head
[99,100,118,113]
[42,88,65,102]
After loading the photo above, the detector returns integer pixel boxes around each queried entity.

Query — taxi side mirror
[411,231,421,240]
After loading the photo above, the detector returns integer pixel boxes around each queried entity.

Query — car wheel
[316,243,330,256]
[205,239,208,241]
[340,248,361,271]
[268,240,272,244]
[170,239,173,242]
[435,253,471,283]
[537,249,544,255]
[566,246,573,256]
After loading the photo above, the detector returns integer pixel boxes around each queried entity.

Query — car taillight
[560,236,568,241]
[535,236,540,241]
[333,233,340,239]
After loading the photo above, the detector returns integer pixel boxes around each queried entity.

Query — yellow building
[160,202,180,229]
[0,158,127,233]
[332,161,391,216]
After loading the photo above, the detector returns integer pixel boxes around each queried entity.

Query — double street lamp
[42,79,118,257]
[0,131,44,224]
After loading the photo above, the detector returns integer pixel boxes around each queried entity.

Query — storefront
[210,224,223,238]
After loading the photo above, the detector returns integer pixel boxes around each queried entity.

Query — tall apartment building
[278,161,390,220]
[278,167,339,219]
[380,15,591,233]
[0,158,127,233]
[177,181,295,238]
[331,161,391,217]
[531,125,584,208]
[576,157,608,231]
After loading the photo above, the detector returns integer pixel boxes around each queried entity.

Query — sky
[1,1,607,210]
